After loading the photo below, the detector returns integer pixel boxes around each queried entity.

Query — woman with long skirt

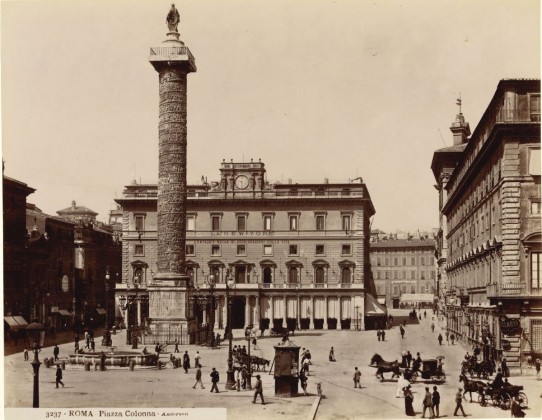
[404,385,415,416]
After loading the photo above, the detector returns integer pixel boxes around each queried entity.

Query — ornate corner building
[432,79,541,373]
[115,160,378,339]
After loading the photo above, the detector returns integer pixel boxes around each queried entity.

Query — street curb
[307,395,321,420]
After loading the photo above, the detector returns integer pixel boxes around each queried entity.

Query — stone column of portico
[324,296,328,329]
[283,296,287,327]
[270,296,274,325]
[255,295,260,328]
[297,295,301,330]
[147,22,197,344]
[244,296,251,328]
[310,296,315,330]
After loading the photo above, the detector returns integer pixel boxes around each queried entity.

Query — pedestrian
[90,338,95,352]
[241,366,248,389]
[353,367,361,388]
[422,386,434,418]
[501,358,509,378]
[23,348,29,361]
[55,364,65,388]
[252,374,265,404]
[511,396,526,418]
[403,318,407,327]
[155,343,161,363]
[74,338,79,353]
[329,346,335,362]
[252,335,258,350]
[431,323,435,333]
[53,344,60,361]
[174,339,179,353]
[396,372,408,397]
[432,386,440,418]
[210,367,220,393]
[450,333,455,345]
[85,332,90,349]
[535,358,541,380]
[445,330,449,344]
[194,351,201,367]
[453,387,467,417]
[377,329,381,341]
[406,351,413,368]
[438,333,443,346]
[424,310,427,318]
[419,315,422,321]
[404,385,415,416]
[400,325,405,339]
[299,368,308,395]
[381,329,386,341]
[192,365,205,389]
[300,348,307,365]
[100,351,106,371]
[183,350,190,373]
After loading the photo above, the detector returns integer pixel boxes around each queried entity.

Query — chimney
[72,200,76,210]
[288,178,292,184]
[324,177,329,184]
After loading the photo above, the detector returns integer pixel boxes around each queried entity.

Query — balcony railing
[486,282,526,297]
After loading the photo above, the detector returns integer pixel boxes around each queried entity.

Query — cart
[478,383,528,410]
[419,358,446,383]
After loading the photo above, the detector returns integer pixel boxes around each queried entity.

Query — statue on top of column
[166,4,180,32]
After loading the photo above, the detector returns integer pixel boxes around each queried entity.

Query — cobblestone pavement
[4,310,542,419]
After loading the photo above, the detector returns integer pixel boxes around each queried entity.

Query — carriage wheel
[477,394,487,407]
[491,393,500,407]
[518,392,528,408]
[409,372,418,383]
[434,375,445,384]
[500,393,511,410]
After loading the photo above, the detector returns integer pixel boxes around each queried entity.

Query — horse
[370,353,401,382]
[459,372,486,402]
[464,358,494,379]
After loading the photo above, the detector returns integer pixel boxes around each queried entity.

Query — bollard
[61,361,66,370]
[129,360,135,371]
[84,362,90,371]
[157,361,162,370]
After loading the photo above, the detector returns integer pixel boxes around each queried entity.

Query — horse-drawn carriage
[369,354,446,383]
[461,357,494,379]
[235,353,271,372]
[478,383,528,410]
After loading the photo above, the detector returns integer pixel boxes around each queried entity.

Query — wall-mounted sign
[499,315,521,336]
[62,275,69,292]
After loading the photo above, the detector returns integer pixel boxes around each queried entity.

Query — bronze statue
[166,4,180,32]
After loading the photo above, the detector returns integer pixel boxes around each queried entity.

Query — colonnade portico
[216,291,365,330]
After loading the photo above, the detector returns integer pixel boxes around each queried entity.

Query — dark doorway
[231,298,245,329]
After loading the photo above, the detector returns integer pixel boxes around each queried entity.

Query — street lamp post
[26,322,46,408]
[102,269,112,346]
[225,274,236,390]
[207,275,216,347]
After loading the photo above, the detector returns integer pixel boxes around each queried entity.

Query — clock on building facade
[235,175,249,190]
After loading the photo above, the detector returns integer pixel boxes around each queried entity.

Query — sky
[1,0,540,232]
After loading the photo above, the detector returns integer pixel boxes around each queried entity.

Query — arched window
[315,267,325,283]
[210,267,220,284]
[288,267,298,284]
[341,267,351,283]
[263,267,272,284]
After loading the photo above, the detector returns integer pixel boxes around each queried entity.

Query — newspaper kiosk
[273,340,300,397]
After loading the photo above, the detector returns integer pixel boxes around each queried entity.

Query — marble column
[244,296,251,328]
[310,296,315,330]
[324,296,328,330]
[283,296,287,326]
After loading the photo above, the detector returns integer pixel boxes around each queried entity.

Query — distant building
[115,160,382,336]
[432,79,541,372]
[369,236,436,308]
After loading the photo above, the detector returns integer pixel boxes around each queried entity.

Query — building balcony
[486,282,542,298]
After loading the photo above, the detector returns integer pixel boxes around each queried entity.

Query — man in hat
[535,358,540,380]
[453,387,467,417]
[252,374,265,404]
[210,367,219,393]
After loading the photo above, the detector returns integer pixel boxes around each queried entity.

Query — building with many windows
[115,160,382,336]
[370,237,436,308]
[432,79,541,373]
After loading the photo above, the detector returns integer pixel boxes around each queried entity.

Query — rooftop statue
[166,4,180,32]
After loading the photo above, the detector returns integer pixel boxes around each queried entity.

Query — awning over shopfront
[4,316,28,329]
[400,293,434,303]
[365,293,387,316]
[377,298,386,305]
[96,308,107,315]
[57,310,73,316]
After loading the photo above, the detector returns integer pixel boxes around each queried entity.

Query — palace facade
[115,160,381,335]
[432,79,541,373]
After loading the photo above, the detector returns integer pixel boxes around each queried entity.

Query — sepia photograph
[2,1,541,419]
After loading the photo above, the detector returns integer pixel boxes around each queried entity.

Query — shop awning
[365,294,387,316]
[4,316,28,329]
[57,310,72,316]
[400,293,434,303]
[95,308,107,315]
[377,298,386,305]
